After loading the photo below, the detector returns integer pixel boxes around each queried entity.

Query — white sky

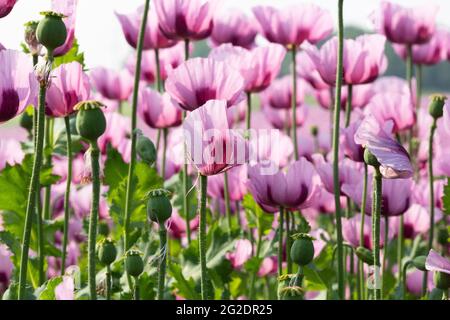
[0,0,449,69]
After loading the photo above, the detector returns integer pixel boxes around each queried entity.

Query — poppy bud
[98,238,117,266]
[74,100,106,142]
[125,250,144,278]
[428,94,447,119]
[136,133,157,166]
[355,246,374,265]
[36,12,67,55]
[290,234,315,266]
[24,20,42,55]
[147,189,172,224]
[411,256,427,271]
[433,271,450,290]
[363,148,380,168]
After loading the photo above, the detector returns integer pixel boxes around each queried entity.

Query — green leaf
[53,38,85,68]
[243,194,274,237]
[303,266,327,291]
[168,264,201,300]
[37,277,63,300]
[443,177,450,215]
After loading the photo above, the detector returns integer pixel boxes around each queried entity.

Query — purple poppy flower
[425,249,450,275]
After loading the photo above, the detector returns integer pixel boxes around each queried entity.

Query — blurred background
[0,0,449,91]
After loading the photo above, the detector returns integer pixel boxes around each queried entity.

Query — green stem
[249,230,262,299]
[291,46,299,160]
[106,264,112,300]
[278,207,285,277]
[18,82,47,299]
[182,112,192,244]
[359,164,368,299]
[246,92,252,133]
[345,84,352,127]
[333,0,345,300]
[397,214,404,285]
[134,276,140,300]
[402,260,413,300]
[123,0,151,251]
[423,117,437,295]
[161,128,168,179]
[382,215,389,298]
[406,45,414,155]
[199,174,209,300]
[416,64,422,109]
[372,166,382,300]
[61,116,73,275]
[154,48,162,93]
[285,211,292,274]
[184,39,190,61]
[88,143,101,300]
[157,224,168,300]
[223,172,232,236]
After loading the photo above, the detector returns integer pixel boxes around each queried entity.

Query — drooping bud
[355,246,374,265]
[411,256,427,271]
[24,20,42,56]
[98,238,117,266]
[125,249,144,277]
[147,189,172,224]
[74,100,107,142]
[428,94,447,119]
[290,233,315,266]
[363,148,380,168]
[136,130,157,166]
[36,11,67,56]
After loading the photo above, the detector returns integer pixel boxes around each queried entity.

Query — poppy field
[0,0,449,302]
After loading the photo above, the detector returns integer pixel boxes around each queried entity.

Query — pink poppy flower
[365,92,415,133]
[0,43,5,51]
[0,0,17,18]
[45,62,90,117]
[247,158,320,211]
[342,214,392,249]
[153,0,219,41]
[116,5,176,50]
[207,166,247,202]
[226,239,252,270]
[393,30,447,65]
[55,276,75,300]
[257,257,277,277]
[211,10,258,49]
[425,249,450,275]
[405,269,433,296]
[354,115,413,179]
[90,67,133,102]
[296,44,330,91]
[311,228,330,258]
[0,50,38,123]
[165,57,245,111]
[128,42,188,84]
[315,84,374,110]
[0,126,26,170]
[341,120,364,162]
[138,87,182,129]
[306,34,387,86]
[260,76,309,110]
[249,130,293,169]
[252,4,333,47]
[167,209,199,240]
[183,99,248,176]
[372,76,416,99]
[372,1,438,45]
[390,204,431,240]
[0,244,13,293]
[52,0,78,57]
[262,103,308,130]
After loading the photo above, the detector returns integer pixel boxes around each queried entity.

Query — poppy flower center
[0,89,20,122]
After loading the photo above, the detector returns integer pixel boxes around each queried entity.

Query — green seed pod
[428,94,447,119]
[355,246,374,265]
[433,271,450,290]
[411,256,427,271]
[147,189,172,223]
[36,12,67,54]
[98,238,117,266]
[75,100,106,142]
[290,234,315,266]
[277,274,294,298]
[279,286,304,300]
[125,250,144,277]
[437,227,449,246]
[364,148,380,168]
[136,134,157,165]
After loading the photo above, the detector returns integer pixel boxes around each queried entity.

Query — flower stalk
[199,174,209,300]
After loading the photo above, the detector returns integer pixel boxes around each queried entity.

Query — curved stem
[372,166,382,300]
[423,117,437,295]
[123,0,151,251]
[278,207,285,277]
[245,92,252,133]
[199,174,209,300]
[291,46,299,160]
[223,172,232,236]
[285,211,292,274]
[106,264,112,300]
[18,81,47,299]
[161,128,168,180]
[88,143,101,300]
[345,84,352,127]
[157,224,168,300]
[333,0,345,300]
[61,116,73,275]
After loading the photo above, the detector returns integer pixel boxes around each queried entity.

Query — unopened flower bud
[147,189,172,224]
[75,100,106,142]
[356,246,374,265]
[36,11,67,55]
[412,256,426,271]
[428,94,447,119]
[125,249,144,278]
[290,233,315,266]
[98,238,117,266]
[363,148,380,168]
[136,132,156,166]
[24,20,42,56]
